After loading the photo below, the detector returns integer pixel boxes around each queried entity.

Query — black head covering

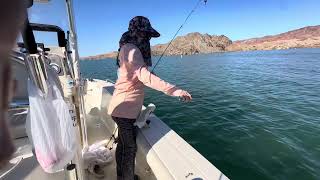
[117,16,160,67]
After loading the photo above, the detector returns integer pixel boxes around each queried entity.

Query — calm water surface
[81,48,320,180]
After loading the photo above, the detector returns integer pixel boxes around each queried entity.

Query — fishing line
[151,0,207,73]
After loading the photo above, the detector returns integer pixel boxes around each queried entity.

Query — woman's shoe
[134,174,139,180]
[87,164,104,178]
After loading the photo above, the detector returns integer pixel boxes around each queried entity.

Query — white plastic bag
[27,75,76,173]
[82,140,112,177]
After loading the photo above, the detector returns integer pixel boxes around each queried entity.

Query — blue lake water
[81,48,320,180]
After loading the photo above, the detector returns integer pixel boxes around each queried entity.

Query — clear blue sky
[29,0,320,57]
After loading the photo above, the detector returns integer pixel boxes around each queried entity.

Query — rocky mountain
[81,25,320,60]
[226,25,320,51]
[152,32,232,56]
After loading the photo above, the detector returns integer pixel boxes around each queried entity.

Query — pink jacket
[108,43,182,119]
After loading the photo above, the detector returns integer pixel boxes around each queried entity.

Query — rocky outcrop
[226,25,320,51]
[152,32,232,56]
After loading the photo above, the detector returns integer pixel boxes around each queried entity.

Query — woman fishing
[108,16,192,180]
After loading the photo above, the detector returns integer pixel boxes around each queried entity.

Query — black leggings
[112,116,137,180]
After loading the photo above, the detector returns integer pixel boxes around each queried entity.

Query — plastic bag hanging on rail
[27,69,76,173]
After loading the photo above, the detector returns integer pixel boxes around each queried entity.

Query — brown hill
[226,25,320,51]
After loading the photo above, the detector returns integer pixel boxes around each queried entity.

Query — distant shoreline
[81,25,320,61]
[80,47,320,61]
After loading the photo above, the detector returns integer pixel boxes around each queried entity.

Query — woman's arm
[136,66,178,96]
[124,44,191,100]
[136,67,192,101]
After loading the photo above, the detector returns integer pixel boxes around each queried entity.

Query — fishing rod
[151,0,207,73]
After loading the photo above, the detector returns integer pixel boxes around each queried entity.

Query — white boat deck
[0,138,66,180]
[85,109,156,180]
[84,79,157,180]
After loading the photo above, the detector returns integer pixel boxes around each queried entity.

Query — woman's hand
[173,89,192,102]
[180,90,192,102]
